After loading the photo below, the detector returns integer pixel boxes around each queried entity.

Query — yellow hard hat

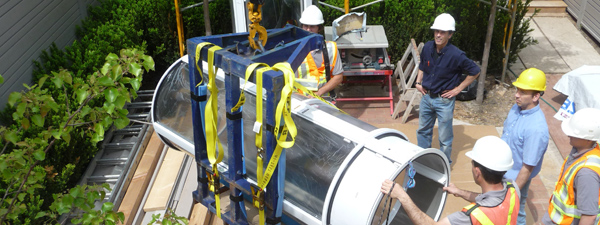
[512,68,546,91]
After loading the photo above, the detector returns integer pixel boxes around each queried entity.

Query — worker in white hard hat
[295,5,343,101]
[381,136,520,225]
[415,13,480,165]
[542,108,600,225]
[501,68,549,225]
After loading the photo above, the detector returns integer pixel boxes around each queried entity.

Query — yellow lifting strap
[237,62,298,225]
[233,61,346,224]
[195,42,225,218]
[195,42,216,86]
[293,82,348,115]
[234,66,347,115]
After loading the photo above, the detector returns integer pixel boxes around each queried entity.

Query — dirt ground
[453,76,515,127]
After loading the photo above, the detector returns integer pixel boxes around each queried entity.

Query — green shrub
[0,49,154,224]
[10,1,231,223]
[320,0,535,74]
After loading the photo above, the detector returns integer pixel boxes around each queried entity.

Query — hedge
[320,0,536,73]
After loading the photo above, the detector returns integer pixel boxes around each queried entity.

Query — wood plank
[211,216,225,225]
[143,148,186,211]
[189,203,213,225]
[117,131,165,225]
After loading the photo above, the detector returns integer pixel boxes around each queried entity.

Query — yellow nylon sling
[195,43,225,218]
[236,62,298,225]
[234,62,345,224]
[238,63,269,225]
[236,64,345,115]
[292,81,347,115]
[195,42,213,85]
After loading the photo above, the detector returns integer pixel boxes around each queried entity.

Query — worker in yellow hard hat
[543,108,600,225]
[501,68,549,225]
[381,136,520,225]
[295,5,343,101]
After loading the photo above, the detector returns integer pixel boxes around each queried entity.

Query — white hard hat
[465,136,513,172]
[561,108,600,141]
[430,13,455,31]
[299,5,324,25]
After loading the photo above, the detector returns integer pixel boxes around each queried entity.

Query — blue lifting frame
[187,25,324,225]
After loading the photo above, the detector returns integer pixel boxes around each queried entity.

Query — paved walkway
[338,15,600,225]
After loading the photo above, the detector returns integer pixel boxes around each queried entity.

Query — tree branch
[0,90,99,223]
[63,85,71,115]
[67,119,102,127]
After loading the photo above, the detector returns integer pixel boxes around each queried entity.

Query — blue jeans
[517,179,531,225]
[417,94,455,164]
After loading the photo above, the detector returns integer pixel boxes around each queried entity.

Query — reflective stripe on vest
[548,145,600,225]
[462,182,519,225]
[296,41,338,94]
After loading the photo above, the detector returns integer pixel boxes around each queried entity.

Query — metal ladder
[64,90,154,222]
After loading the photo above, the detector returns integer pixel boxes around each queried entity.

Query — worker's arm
[443,183,479,202]
[515,164,534,190]
[441,73,479,98]
[315,73,343,96]
[415,69,426,95]
[381,180,451,225]
[574,168,600,225]
[579,215,597,225]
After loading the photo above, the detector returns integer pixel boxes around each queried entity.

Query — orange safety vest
[296,41,338,95]
[548,145,600,225]
[461,182,520,225]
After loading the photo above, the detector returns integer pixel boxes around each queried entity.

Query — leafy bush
[20,1,230,221]
[0,49,154,224]
[34,0,231,89]
[319,0,536,74]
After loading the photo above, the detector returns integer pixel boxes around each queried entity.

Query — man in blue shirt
[501,68,549,225]
[415,13,480,165]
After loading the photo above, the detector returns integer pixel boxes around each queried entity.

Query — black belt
[426,90,441,98]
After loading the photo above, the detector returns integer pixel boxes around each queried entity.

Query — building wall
[565,0,600,44]
[0,0,96,110]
